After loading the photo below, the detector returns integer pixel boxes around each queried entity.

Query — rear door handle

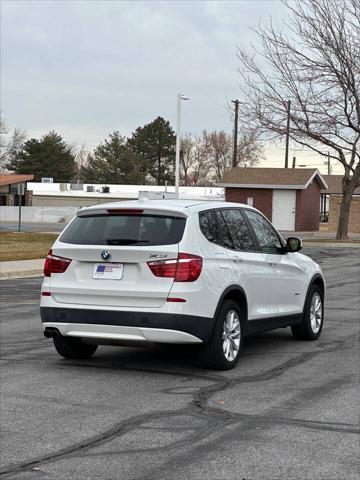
[232,257,244,263]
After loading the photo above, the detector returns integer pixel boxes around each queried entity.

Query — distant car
[40,200,325,370]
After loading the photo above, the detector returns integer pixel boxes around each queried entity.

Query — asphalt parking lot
[0,246,359,480]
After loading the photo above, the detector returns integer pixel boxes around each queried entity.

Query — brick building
[0,174,34,206]
[322,175,360,234]
[219,168,327,231]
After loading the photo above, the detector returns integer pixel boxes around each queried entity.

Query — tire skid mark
[0,335,358,478]
[140,373,360,479]
[69,413,359,460]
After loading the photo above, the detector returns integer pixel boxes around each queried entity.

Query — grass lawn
[0,232,58,261]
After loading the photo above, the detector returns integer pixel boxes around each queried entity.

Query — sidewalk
[302,240,360,248]
[279,230,360,240]
[0,258,44,279]
[280,230,360,248]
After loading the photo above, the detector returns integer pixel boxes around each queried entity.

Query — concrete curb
[0,258,44,280]
[0,270,44,280]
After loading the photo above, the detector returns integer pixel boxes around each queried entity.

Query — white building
[28,182,224,207]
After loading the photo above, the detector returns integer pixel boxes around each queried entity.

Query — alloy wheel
[222,309,241,361]
[310,292,322,333]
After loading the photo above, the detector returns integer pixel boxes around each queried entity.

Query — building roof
[322,175,360,194]
[219,168,328,190]
[27,182,225,200]
[0,174,34,187]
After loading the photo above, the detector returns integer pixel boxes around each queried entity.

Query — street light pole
[175,94,182,199]
[175,93,189,199]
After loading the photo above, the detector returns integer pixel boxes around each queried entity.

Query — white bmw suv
[40,200,325,370]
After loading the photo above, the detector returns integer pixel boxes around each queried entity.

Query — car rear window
[199,210,233,249]
[60,214,186,246]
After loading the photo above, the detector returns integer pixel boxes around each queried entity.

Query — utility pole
[231,99,240,168]
[292,156,296,168]
[285,100,291,168]
[327,152,331,175]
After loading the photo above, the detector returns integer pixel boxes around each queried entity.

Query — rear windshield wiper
[106,238,150,245]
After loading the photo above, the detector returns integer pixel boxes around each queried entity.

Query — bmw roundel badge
[101,250,111,261]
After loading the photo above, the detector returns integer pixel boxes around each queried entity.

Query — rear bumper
[40,307,214,343]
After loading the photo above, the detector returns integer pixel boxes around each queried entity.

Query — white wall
[0,206,79,223]
[27,182,225,199]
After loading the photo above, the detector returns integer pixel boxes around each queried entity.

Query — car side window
[220,209,256,252]
[199,210,233,249]
[199,210,219,243]
[215,210,233,249]
[244,210,283,254]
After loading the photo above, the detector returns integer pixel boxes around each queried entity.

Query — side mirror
[286,237,302,253]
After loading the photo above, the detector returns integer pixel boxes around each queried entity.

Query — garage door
[272,190,296,231]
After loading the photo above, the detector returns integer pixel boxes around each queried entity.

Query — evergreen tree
[128,116,175,185]
[7,131,77,182]
[80,131,142,184]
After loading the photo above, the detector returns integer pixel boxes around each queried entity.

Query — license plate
[93,263,123,280]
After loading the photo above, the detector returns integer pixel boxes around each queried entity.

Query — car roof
[79,199,252,215]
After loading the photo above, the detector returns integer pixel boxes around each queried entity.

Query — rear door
[49,208,187,308]
[198,209,238,284]
[220,208,272,320]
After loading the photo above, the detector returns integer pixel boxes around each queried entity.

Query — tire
[53,335,98,359]
[291,285,324,341]
[199,300,244,370]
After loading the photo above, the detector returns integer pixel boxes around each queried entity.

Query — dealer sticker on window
[93,263,124,280]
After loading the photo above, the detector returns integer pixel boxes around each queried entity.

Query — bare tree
[237,0,360,239]
[180,134,194,185]
[236,130,264,168]
[180,129,263,185]
[191,132,212,185]
[75,144,90,170]
[0,114,26,172]
[205,130,263,183]
[180,131,212,185]
[206,130,233,183]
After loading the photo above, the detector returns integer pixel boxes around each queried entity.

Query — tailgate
[48,209,186,309]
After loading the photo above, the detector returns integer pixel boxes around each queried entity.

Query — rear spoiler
[77,206,188,219]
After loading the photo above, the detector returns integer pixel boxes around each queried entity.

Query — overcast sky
[0,0,340,173]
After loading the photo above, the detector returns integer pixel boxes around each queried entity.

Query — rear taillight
[147,253,202,282]
[44,249,71,277]
[174,253,203,282]
[147,258,178,278]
